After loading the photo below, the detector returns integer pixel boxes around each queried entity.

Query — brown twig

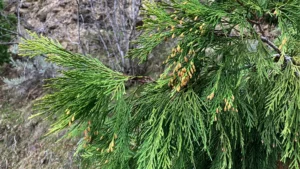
[260,36,281,54]
[247,19,260,25]
[236,0,245,7]
[213,30,292,63]
[0,42,19,45]
[236,0,257,17]
[261,37,295,64]
[257,23,266,36]
[130,76,155,84]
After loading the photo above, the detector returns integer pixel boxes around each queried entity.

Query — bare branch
[75,0,86,55]
[0,42,18,45]
[0,27,25,39]
[17,0,21,40]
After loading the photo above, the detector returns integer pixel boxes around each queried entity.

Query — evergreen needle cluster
[19,0,300,168]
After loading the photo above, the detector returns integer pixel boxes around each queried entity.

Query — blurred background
[0,0,172,168]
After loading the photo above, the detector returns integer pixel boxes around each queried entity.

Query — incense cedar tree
[19,0,300,168]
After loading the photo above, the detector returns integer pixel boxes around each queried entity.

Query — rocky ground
[0,102,79,169]
[0,1,85,168]
[1,0,115,168]
[0,64,79,169]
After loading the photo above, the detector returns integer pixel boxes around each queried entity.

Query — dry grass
[0,96,80,169]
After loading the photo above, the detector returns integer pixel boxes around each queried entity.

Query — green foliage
[19,0,300,168]
[0,0,16,65]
